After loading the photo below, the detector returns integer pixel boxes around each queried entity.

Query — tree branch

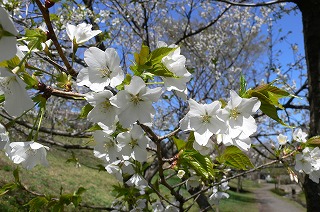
[34,0,77,77]
[175,4,231,45]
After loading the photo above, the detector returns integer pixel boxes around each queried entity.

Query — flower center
[201,113,211,123]
[99,66,111,78]
[26,147,37,156]
[103,99,112,109]
[130,94,143,105]
[104,139,114,150]
[229,108,240,119]
[129,138,138,147]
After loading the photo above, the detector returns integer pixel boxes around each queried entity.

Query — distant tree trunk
[297,1,320,211]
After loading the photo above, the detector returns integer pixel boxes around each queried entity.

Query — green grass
[270,188,287,196]
[216,178,260,212]
[0,146,118,211]
[218,189,259,212]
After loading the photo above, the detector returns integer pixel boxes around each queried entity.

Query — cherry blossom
[0,7,18,62]
[126,173,148,187]
[66,23,101,46]
[160,42,191,100]
[6,141,49,170]
[295,147,320,183]
[180,99,226,146]
[277,134,288,145]
[85,90,119,126]
[92,130,121,163]
[77,47,124,91]
[110,76,162,128]
[0,123,9,151]
[218,90,260,151]
[117,125,150,162]
[293,128,308,143]
[0,68,34,117]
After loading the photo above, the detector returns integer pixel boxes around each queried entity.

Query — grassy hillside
[0,145,117,211]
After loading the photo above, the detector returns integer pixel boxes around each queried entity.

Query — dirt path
[253,183,306,212]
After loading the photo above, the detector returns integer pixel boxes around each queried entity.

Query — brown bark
[297,1,320,211]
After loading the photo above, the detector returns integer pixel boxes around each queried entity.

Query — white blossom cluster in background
[293,127,320,183]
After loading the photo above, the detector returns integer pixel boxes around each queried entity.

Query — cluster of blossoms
[0,8,107,171]
[292,128,320,183]
[180,90,261,153]
[0,7,49,170]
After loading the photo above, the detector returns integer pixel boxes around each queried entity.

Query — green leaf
[150,47,177,64]
[32,94,47,109]
[22,72,38,89]
[248,83,291,127]
[25,29,47,43]
[56,72,72,90]
[79,104,93,119]
[0,56,24,71]
[173,136,186,151]
[86,124,103,132]
[134,44,150,66]
[71,196,82,207]
[220,146,254,170]
[25,196,49,212]
[75,187,86,196]
[186,131,195,150]
[52,202,64,212]
[116,74,131,90]
[0,95,5,103]
[255,91,288,126]
[239,74,247,97]
[306,136,320,147]
[180,150,215,179]
[0,183,17,196]
[150,63,177,77]
[13,168,20,183]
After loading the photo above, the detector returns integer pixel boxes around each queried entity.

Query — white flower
[152,201,164,212]
[6,141,49,170]
[277,134,288,145]
[77,47,124,91]
[105,160,123,181]
[180,99,226,146]
[93,130,121,162]
[177,170,185,179]
[66,23,101,46]
[208,181,230,206]
[126,173,148,187]
[0,7,18,62]
[0,68,34,117]
[309,169,320,183]
[160,42,191,100]
[193,139,214,155]
[110,76,162,128]
[293,128,308,143]
[0,123,9,150]
[186,175,201,190]
[295,147,313,174]
[85,90,119,126]
[117,125,150,162]
[217,133,252,151]
[218,90,260,151]
[165,202,179,212]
